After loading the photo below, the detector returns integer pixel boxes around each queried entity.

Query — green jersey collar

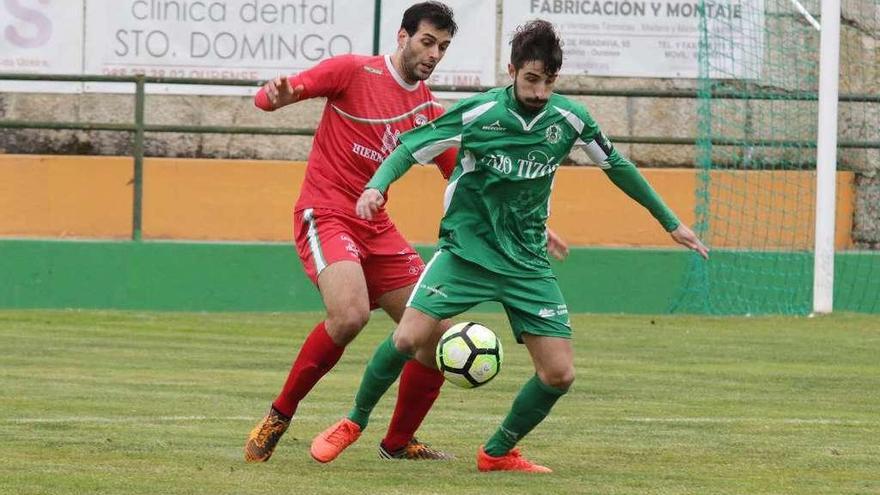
[505,85,548,117]
[504,85,549,132]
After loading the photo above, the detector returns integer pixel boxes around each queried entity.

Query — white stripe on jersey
[555,105,612,168]
[330,100,443,125]
[553,105,585,134]
[412,134,461,164]
[583,140,612,169]
[443,150,477,213]
[462,101,497,126]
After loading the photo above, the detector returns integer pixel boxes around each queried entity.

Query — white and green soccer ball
[435,322,503,388]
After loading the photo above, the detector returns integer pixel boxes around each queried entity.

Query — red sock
[381,359,444,452]
[272,321,344,418]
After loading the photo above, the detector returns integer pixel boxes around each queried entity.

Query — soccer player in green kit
[310,19,710,473]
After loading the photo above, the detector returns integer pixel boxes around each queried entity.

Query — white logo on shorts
[340,235,360,258]
[421,284,448,298]
[538,308,557,318]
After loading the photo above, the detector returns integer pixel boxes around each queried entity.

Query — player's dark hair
[510,20,563,75]
[400,1,458,37]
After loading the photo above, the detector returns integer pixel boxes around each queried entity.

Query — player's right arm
[254,76,304,111]
[254,55,359,111]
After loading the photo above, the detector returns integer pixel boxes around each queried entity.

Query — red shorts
[293,207,425,308]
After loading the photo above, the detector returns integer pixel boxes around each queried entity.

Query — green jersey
[368,86,679,278]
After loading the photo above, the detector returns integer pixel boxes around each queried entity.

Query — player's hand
[263,77,303,109]
[670,223,709,260]
[356,188,385,220]
[547,227,569,261]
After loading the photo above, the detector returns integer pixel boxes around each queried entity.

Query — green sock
[347,334,412,430]
[484,374,568,457]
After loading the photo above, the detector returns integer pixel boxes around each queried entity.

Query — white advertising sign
[83,0,374,93]
[502,0,764,79]
[0,0,84,92]
[379,0,496,88]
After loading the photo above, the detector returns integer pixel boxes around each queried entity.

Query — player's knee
[541,367,575,390]
[391,329,423,355]
[326,307,370,344]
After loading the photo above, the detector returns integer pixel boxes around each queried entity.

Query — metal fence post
[132,75,145,241]
[373,0,382,55]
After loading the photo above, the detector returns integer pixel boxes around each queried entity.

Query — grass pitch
[1,310,878,495]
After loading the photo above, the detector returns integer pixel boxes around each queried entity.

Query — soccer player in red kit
[244,2,461,463]
[244,1,569,463]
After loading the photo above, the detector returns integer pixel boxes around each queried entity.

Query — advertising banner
[0,0,84,92]
[83,0,374,93]
[502,0,764,79]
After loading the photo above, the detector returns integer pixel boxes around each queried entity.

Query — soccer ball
[435,322,503,388]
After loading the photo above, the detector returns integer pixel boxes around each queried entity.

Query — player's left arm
[576,112,709,259]
[357,102,468,220]
[356,143,418,219]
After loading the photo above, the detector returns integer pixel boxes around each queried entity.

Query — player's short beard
[401,44,428,82]
[513,71,548,110]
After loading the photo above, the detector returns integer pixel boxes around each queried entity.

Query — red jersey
[256,54,456,220]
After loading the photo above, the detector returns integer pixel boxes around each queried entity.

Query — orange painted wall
[143,158,303,241]
[0,155,133,238]
[0,155,855,248]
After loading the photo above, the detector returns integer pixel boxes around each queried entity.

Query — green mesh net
[672,0,879,314]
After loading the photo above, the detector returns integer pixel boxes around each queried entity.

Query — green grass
[1,310,878,495]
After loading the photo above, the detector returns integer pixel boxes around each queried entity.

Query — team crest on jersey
[414,113,428,127]
[381,124,401,157]
[545,124,562,144]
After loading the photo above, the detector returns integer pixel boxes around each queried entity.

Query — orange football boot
[477,446,552,473]
[244,407,291,463]
[310,418,362,463]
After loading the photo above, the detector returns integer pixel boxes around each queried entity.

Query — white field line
[1,416,257,425]
[623,417,870,426]
[1,415,873,426]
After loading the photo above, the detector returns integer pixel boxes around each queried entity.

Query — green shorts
[407,250,571,343]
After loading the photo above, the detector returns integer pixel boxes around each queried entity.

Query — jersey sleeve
[425,103,457,179]
[568,104,681,231]
[292,55,359,100]
[254,55,359,110]
[398,96,479,164]
[569,105,629,170]
[367,96,484,192]
[366,143,418,194]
